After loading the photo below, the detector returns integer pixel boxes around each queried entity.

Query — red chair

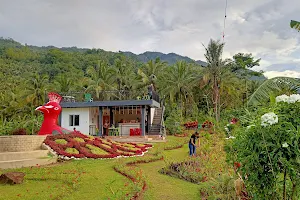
[130,128,134,136]
[135,128,141,136]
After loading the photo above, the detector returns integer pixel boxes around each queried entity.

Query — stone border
[0,135,47,152]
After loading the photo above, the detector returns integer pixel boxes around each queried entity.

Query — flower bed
[43,132,152,160]
[183,121,198,129]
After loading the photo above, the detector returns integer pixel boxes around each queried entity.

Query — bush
[225,94,300,199]
[165,103,184,134]
[65,148,79,154]
[10,128,27,135]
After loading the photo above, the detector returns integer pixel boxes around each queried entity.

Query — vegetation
[290,20,300,31]
[0,37,268,134]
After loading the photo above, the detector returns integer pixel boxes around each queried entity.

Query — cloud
[0,0,299,74]
[264,70,300,79]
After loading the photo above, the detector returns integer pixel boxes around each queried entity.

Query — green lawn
[140,144,200,200]
[0,137,201,200]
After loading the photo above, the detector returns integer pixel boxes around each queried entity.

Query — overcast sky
[0,0,299,78]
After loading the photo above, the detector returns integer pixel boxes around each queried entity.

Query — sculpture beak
[35,106,49,113]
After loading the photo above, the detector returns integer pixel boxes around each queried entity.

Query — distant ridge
[120,51,207,66]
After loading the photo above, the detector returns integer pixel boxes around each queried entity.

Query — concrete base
[0,150,57,169]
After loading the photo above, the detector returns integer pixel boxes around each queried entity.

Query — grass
[0,135,220,200]
[140,144,201,200]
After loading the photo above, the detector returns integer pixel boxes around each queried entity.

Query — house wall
[150,108,155,125]
[61,108,90,135]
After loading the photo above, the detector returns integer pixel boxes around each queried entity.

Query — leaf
[247,77,300,106]
[290,20,300,31]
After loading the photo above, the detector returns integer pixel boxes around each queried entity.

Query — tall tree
[85,60,115,100]
[25,73,49,107]
[160,61,200,116]
[203,39,227,122]
[137,58,166,90]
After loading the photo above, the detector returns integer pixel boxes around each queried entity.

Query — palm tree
[54,73,74,92]
[248,77,300,106]
[113,57,140,99]
[25,73,49,107]
[202,39,228,121]
[137,58,167,90]
[85,60,115,100]
[160,61,200,116]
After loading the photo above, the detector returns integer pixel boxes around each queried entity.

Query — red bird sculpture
[36,92,70,135]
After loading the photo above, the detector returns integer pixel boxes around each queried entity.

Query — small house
[56,90,164,137]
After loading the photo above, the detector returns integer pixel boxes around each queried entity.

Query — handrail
[44,89,161,103]
[159,99,166,137]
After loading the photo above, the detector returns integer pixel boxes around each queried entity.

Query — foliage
[165,103,184,134]
[0,37,264,134]
[65,148,79,154]
[290,20,300,31]
[225,95,300,199]
[55,139,68,145]
[44,132,152,159]
[10,128,27,135]
[247,77,300,106]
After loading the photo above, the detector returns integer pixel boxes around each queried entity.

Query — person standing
[148,83,154,99]
[189,132,200,156]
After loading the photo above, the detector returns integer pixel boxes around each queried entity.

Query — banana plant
[247,77,300,106]
[290,20,300,31]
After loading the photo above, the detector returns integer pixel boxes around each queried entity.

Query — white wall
[150,108,155,125]
[61,108,90,135]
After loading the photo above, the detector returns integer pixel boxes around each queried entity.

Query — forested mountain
[120,51,207,66]
[0,37,269,135]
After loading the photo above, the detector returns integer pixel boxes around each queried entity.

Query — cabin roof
[60,99,160,108]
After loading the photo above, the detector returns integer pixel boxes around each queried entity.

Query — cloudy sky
[0,0,299,78]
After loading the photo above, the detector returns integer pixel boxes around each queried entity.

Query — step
[0,157,57,169]
[0,150,50,161]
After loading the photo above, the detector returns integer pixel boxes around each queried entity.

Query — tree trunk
[213,76,220,122]
[283,168,287,200]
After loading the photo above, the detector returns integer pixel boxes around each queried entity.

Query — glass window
[69,115,80,126]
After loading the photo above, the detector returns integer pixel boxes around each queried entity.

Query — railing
[45,90,160,103]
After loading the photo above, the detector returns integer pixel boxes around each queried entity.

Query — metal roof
[60,99,160,108]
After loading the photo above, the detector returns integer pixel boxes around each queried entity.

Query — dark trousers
[189,143,196,156]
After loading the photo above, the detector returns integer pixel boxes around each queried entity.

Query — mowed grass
[0,136,200,200]
[0,159,133,200]
[139,144,200,200]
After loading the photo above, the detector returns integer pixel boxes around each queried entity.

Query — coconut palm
[202,39,228,121]
[137,58,167,90]
[25,73,49,107]
[160,61,201,116]
[85,60,116,100]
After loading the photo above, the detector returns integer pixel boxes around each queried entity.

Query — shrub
[65,148,79,154]
[10,128,27,135]
[55,139,68,145]
[165,104,184,135]
[225,94,300,199]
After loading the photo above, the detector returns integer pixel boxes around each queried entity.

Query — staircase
[148,107,165,135]
[0,150,56,169]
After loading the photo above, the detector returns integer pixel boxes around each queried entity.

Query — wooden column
[98,107,103,136]
[110,107,113,125]
[141,106,146,136]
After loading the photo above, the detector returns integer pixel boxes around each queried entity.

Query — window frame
[69,114,80,126]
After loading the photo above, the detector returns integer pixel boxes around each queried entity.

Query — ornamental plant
[44,132,152,160]
[225,94,300,199]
